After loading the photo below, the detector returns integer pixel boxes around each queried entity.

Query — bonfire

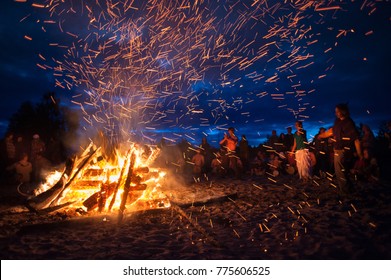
[25,142,170,222]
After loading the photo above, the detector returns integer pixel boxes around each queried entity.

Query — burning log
[82,182,116,212]
[82,192,100,211]
[49,146,100,207]
[131,184,147,191]
[26,144,99,211]
[108,150,131,211]
[26,157,75,211]
[134,167,149,174]
[107,158,150,213]
[137,171,159,182]
[118,152,136,224]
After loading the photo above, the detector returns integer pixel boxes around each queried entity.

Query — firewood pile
[26,142,170,221]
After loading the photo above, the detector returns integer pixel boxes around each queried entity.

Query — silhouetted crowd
[1,104,390,200]
[157,123,381,182]
[0,133,64,185]
[155,104,391,198]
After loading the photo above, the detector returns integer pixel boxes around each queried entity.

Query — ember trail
[22,0,380,145]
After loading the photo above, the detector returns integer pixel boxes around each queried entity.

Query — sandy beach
[0,173,390,260]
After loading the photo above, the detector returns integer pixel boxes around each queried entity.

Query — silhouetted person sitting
[351,148,379,182]
[211,152,223,176]
[250,150,267,176]
[269,153,282,177]
[7,153,32,184]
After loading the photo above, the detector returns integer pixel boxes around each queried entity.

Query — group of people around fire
[0,133,63,185]
[1,103,389,199]
[157,104,386,198]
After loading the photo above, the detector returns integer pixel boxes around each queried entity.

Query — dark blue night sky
[0,0,390,147]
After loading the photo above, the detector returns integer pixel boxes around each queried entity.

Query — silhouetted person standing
[268,130,279,150]
[312,127,330,177]
[284,127,294,152]
[5,132,16,164]
[291,121,311,182]
[318,104,362,197]
[200,136,212,173]
[361,124,375,154]
[239,135,250,172]
[219,127,239,178]
[15,136,28,164]
[31,134,45,163]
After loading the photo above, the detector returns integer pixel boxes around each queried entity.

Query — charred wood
[118,152,136,224]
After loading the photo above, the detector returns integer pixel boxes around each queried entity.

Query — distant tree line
[3,92,79,163]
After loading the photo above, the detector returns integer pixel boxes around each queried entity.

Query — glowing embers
[27,142,170,215]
